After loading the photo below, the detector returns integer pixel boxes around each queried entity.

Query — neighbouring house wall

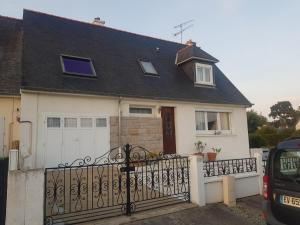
[20,92,249,169]
[110,116,163,153]
[0,97,20,157]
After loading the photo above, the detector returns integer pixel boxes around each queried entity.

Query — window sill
[194,83,216,88]
[195,133,236,137]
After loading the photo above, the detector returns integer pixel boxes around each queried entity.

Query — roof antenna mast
[173,19,194,44]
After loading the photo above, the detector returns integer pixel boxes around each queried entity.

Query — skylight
[138,60,158,76]
[60,55,96,77]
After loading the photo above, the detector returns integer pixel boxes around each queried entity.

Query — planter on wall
[193,152,204,157]
[207,152,217,161]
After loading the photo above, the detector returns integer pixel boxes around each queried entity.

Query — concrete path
[123,196,265,225]
[85,195,265,225]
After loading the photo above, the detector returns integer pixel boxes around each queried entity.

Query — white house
[18,10,252,169]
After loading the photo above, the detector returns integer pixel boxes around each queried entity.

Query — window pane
[47,117,60,128]
[204,67,211,82]
[129,107,152,114]
[64,118,77,128]
[195,111,206,130]
[196,67,204,82]
[207,112,218,130]
[220,112,230,130]
[61,56,96,76]
[96,118,107,127]
[139,61,158,75]
[80,118,93,128]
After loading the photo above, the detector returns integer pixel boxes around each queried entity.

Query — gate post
[125,144,131,216]
[189,155,206,206]
[254,152,263,195]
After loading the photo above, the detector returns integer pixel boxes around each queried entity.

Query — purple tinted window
[61,56,96,76]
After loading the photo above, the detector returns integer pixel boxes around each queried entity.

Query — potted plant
[207,147,221,161]
[194,141,206,156]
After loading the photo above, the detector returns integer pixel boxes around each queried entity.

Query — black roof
[0,16,22,96]
[22,10,251,106]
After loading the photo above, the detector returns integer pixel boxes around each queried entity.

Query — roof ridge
[23,9,186,47]
[0,15,22,21]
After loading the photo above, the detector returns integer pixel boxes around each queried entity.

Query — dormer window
[138,59,158,76]
[195,63,213,85]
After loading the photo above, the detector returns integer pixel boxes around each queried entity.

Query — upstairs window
[195,63,213,85]
[60,55,96,77]
[138,60,158,76]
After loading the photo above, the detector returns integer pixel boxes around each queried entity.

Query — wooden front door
[161,107,176,154]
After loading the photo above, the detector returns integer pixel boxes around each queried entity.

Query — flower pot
[207,152,217,161]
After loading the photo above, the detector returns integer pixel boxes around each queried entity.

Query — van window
[274,149,300,180]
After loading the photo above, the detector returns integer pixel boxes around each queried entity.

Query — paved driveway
[123,196,265,225]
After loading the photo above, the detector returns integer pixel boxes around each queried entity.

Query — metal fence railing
[0,158,9,224]
[203,158,257,177]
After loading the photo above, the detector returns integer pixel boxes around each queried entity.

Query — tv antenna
[174,19,194,44]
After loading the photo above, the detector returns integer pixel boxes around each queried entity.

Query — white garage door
[44,115,110,168]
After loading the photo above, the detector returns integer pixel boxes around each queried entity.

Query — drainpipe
[16,118,32,170]
[118,97,122,149]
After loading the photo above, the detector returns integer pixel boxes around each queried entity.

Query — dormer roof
[176,41,219,65]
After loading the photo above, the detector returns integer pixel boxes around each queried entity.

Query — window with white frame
[64,118,77,128]
[96,118,107,127]
[80,118,93,128]
[129,106,153,115]
[195,111,231,134]
[195,63,213,85]
[47,117,61,128]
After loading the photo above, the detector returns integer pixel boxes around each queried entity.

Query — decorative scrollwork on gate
[44,144,190,225]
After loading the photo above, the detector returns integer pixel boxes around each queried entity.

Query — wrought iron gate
[44,144,190,225]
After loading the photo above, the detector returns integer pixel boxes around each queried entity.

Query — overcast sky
[1,0,299,118]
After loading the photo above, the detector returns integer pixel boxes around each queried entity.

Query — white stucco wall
[6,169,44,225]
[20,91,250,169]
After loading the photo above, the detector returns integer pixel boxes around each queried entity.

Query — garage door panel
[62,129,80,164]
[79,129,95,160]
[95,128,109,156]
[46,129,63,167]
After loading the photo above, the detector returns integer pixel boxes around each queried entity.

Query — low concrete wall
[190,153,264,206]
[6,169,44,225]
[204,173,260,204]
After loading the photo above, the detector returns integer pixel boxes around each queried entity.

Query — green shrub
[256,126,279,147]
[255,126,298,147]
[278,128,294,140]
[291,129,300,138]
[249,133,267,148]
